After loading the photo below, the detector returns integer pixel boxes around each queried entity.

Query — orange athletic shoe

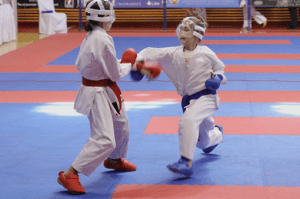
[57,171,85,195]
[104,158,137,171]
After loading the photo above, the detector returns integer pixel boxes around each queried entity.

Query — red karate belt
[82,77,123,113]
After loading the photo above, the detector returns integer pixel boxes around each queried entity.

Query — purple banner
[17,0,163,8]
[252,0,300,7]
[112,0,162,8]
[17,0,81,8]
[18,0,248,9]
[167,0,240,8]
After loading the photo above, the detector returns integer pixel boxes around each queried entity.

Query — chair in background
[0,4,16,46]
[37,0,67,35]
[0,5,3,46]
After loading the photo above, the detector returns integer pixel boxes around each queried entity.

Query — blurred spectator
[239,0,267,33]
[186,8,207,23]
[1,0,13,7]
[288,7,299,29]
[3,0,11,5]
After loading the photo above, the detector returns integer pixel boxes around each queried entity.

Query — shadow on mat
[51,171,125,199]
[166,153,221,184]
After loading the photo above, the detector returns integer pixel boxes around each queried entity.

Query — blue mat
[1,72,298,81]
[1,102,300,199]
[2,80,299,91]
[1,72,299,91]
[1,34,300,199]
[47,37,300,66]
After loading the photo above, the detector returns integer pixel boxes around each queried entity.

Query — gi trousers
[243,6,267,28]
[73,91,130,176]
[179,94,223,160]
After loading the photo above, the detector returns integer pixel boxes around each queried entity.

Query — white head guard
[176,17,206,40]
[85,0,115,23]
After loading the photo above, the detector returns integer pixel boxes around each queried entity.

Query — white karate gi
[137,45,227,160]
[72,26,132,176]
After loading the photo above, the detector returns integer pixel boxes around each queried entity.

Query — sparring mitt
[130,70,145,81]
[205,74,223,91]
[121,48,145,81]
[121,48,137,66]
[136,60,161,79]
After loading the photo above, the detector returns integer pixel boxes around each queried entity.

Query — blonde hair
[185,8,208,29]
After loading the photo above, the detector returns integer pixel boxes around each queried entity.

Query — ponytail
[84,20,99,32]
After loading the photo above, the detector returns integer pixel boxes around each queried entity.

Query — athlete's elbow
[109,74,121,82]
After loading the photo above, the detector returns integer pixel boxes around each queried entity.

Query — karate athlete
[239,0,267,33]
[135,16,227,176]
[57,0,137,194]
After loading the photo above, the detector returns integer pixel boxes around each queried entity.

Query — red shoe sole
[57,177,86,195]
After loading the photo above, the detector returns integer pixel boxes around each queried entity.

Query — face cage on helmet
[86,0,115,23]
[176,17,206,40]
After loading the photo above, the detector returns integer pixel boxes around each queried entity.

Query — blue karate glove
[205,74,223,91]
[130,70,144,81]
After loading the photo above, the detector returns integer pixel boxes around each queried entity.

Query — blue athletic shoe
[202,125,223,154]
[167,157,193,177]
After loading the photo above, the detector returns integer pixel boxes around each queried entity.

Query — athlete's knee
[97,135,116,151]
[179,115,194,127]
[108,138,117,150]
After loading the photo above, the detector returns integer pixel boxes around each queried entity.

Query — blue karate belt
[181,89,216,113]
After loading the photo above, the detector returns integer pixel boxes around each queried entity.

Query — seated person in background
[3,0,12,6]
[288,7,299,29]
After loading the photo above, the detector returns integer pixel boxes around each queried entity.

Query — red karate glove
[120,48,137,66]
[136,60,161,79]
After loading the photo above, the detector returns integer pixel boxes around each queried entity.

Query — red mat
[143,116,300,135]
[34,65,79,73]
[109,32,300,37]
[1,91,300,103]
[226,65,300,73]
[1,31,297,73]
[0,33,85,73]
[107,28,300,37]
[13,64,300,73]
[0,91,78,103]
[218,54,300,59]
[112,184,300,199]
[123,91,300,103]
[201,40,291,44]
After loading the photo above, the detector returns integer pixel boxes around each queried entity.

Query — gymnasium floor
[1,24,300,199]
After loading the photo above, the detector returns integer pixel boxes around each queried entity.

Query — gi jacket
[137,45,226,97]
[74,26,131,115]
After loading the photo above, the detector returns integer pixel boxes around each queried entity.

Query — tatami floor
[1,22,300,199]
[0,24,80,56]
[1,22,299,57]
[0,33,50,56]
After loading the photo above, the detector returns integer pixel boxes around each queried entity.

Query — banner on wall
[252,0,300,7]
[166,0,240,8]
[17,0,163,8]
[19,0,300,9]
[114,0,162,8]
[17,0,83,8]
